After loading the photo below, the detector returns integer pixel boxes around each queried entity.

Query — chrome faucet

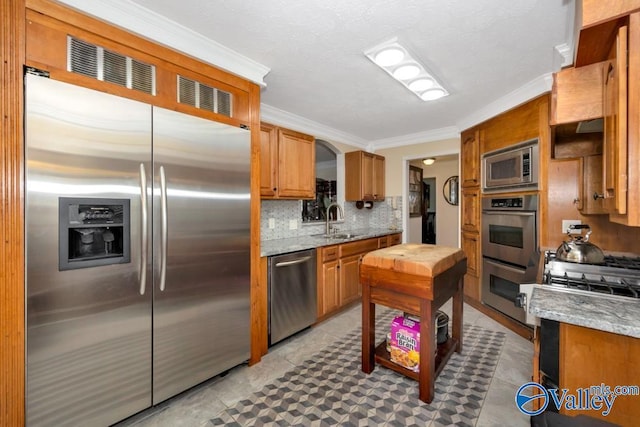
[325,202,344,235]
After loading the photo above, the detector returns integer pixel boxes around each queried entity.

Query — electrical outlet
[289,219,298,230]
[268,218,275,229]
[562,219,582,234]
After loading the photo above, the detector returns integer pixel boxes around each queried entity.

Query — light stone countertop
[260,228,402,257]
[529,285,640,338]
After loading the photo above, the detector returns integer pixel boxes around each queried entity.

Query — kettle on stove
[555,224,605,264]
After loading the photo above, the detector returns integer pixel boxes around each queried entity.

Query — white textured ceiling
[124,0,575,147]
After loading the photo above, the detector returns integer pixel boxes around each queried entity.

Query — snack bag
[389,315,420,372]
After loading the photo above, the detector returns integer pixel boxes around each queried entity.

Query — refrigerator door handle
[139,163,148,295]
[159,165,168,291]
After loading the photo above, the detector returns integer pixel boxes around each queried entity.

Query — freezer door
[152,107,251,403]
[25,74,153,426]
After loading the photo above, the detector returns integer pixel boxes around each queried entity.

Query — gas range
[542,251,640,299]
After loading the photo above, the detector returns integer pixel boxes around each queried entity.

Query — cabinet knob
[273,187,277,191]
[593,192,605,200]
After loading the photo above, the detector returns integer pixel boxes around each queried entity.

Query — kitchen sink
[321,233,359,239]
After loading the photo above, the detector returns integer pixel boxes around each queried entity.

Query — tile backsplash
[261,197,402,241]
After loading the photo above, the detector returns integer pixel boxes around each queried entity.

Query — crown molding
[55,0,270,86]
[260,104,368,148]
[369,126,460,150]
[555,43,573,68]
[456,73,553,132]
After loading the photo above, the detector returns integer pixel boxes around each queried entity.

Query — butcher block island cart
[360,243,467,403]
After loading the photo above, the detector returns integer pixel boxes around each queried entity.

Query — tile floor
[117,302,533,426]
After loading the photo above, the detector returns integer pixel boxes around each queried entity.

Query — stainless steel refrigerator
[25,73,251,426]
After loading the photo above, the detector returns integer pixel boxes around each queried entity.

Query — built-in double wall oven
[481,194,539,323]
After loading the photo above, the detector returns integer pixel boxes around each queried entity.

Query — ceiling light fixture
[364,38,449,101]
[423,158,436,165]
[374,48,404,66]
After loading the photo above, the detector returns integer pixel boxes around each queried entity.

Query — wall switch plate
[268,218,275,229]
[289,219,298,230]
[562,219,582,234]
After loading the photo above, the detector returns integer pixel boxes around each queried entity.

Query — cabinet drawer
[321,245,339,262]
[389,233,401,245]
[339,238,378,257]
[378,236,388,248]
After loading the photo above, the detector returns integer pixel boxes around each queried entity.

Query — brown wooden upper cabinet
[602,24,628,217]
[550,61,605,125]
[260,123,316,199]
[600,13,640,226]
[344,150,385,201]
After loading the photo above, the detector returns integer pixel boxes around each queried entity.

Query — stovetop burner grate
[543,271,640,298]
[543,251,640,298]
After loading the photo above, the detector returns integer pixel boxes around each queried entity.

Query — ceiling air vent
[67,36,156,95]
[177,75,233,117]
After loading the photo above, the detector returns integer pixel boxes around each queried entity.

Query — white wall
[375,138,460,198]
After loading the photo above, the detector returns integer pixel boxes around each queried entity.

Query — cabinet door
[319,259,340,317]
[373,155,385,200]
[461,232,480,301]
[339,254,362,305]
[461,129,480,188]
[277,128,315,198]
[461,188,481,233]
[550,61,604,125]
[602,25,628,215]
[260,124,278,197]
[461,232,480,277]
[580,155,607,214]
[362,153,374,200]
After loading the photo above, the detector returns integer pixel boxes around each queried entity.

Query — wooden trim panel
[25,0,252,127]
[2,1,264,422]
[1,1,26,425]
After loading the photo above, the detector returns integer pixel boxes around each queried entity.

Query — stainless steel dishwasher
[268,249,317,345]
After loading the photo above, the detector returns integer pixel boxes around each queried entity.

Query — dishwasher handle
[274,256,313,267]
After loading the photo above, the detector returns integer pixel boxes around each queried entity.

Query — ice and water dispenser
[59,197,131,270]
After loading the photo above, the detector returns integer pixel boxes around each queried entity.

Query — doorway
[422,177,436,244]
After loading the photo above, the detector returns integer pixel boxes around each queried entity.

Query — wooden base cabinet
[316,233,402,319]
[558,323,640,426]
[339,254,362,305]
[317,246,340,317]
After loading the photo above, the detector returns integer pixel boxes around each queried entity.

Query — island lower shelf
[373,337,459,381]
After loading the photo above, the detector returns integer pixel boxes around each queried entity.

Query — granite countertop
[260,228,402,257]
[362,243,465,277]
[529,285,640,338]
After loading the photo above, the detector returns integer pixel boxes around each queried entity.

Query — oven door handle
[484,257,527,274]
[481,211,535,217]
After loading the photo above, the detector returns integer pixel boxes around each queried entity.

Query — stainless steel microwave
[482,138,538,193]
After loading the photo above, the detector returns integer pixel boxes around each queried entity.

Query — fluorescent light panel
[365,38,448,101]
